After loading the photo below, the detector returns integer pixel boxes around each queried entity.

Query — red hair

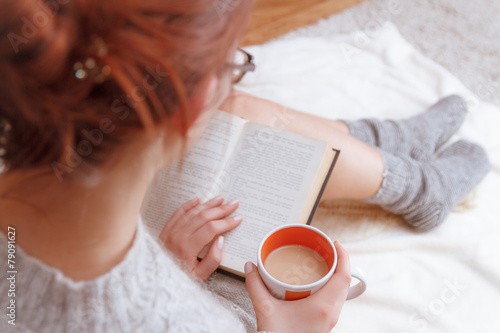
[0,0,251,177]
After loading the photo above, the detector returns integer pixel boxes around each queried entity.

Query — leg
[279,113,385,201]
[220,91,384,200]
[367,140,490,230]
[221,91,490,231]
[342,95,468,160]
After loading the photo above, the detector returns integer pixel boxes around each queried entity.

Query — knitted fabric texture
[343,95,468,160]
[364,140,490,231]
[0,219,254,333]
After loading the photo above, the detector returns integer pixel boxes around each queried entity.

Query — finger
[312,241,351,309]
[160,197,199,235]
[194,198,239,225]
[168,195,225,235]
[169,197,200,224]
[188,199,240,234]
[188,195,225,217]
[194,236,224,281]
[245,262,274,309]
[189,215,242,254]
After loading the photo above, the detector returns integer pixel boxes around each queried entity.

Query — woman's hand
[159,195,242,281]
[245,241,351,333]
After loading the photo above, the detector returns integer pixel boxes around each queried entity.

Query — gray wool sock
[365,140,490,231]
[343,95,468,160]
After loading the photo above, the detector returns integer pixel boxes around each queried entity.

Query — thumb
[244,262,276,315]
[194,236,223,281]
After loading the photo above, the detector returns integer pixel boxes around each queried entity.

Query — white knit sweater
[0,218,259,333]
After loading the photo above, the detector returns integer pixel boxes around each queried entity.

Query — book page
[141,111,247,237]
[216,122,328,274]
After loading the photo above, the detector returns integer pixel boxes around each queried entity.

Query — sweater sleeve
[0,218,247,333]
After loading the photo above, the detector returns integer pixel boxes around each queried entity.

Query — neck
[0,141,163,281]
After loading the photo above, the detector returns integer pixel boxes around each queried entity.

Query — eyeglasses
[232,48,255,83]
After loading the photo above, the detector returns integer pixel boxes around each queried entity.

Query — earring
[73,58,111,84]
[73,36,111,84]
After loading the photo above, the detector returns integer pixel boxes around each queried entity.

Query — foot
[344,95,468,161]
[366,140,490,231]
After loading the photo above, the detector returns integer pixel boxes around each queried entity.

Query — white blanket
[236,23,500,333]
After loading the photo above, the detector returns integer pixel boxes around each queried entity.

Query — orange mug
[257,224,367,300]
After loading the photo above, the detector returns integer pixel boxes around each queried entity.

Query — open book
[141,111,340,277]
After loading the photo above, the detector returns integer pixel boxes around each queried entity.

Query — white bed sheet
[236,23,500,333]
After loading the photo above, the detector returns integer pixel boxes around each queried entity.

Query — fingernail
[244,262,254,275]
[210,195,223,204]
[217,236,224,249]
[227,199,239,206]
[189,197,199,205]
[232,215,243,222]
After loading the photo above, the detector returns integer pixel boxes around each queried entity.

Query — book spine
[306,149,340,225]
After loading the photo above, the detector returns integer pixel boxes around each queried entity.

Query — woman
[0,0,489,332]
[0,0,352,332]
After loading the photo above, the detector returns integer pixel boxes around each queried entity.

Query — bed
[211,4,500,332]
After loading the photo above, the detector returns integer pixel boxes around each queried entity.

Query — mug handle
[346,265,367,300]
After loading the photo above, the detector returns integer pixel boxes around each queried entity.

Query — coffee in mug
[264,245,329,285]
[257,224,367,300]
